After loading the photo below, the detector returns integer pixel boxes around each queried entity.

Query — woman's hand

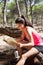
[20,43,23,48]
[17,43,23,48]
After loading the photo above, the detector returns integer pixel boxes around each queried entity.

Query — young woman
[15,15,43,65]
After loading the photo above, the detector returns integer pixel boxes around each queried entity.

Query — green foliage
[37,4,43,11]
[33,4,43,12]
[0,0,43,24]
[7,1,16,10]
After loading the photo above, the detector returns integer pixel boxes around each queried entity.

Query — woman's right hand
[17,43,23,48]
[16,43,20,47]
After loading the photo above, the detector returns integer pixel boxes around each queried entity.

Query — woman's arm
[20,27,34,48]
[16,30,25,42]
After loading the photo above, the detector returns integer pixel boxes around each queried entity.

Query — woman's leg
[16,47,39,65]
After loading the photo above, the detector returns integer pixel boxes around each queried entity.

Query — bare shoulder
[26,26,37,33]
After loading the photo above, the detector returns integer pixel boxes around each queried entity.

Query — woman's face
[16,23,24,30]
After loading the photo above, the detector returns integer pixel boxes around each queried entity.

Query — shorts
[34,46,43,53]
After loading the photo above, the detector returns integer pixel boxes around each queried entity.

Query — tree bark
[25,0,29,18]
[2,0,8,26]
[29,0,33,24]
[15,0,21,17]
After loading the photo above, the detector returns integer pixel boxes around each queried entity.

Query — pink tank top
[32,33,43,46]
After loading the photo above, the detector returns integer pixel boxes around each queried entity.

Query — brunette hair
[15,15,33,28]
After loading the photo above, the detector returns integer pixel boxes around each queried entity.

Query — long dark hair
[15,15,33,28]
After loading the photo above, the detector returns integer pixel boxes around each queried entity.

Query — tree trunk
[25,0,29,18]
[29,0,33,24]
[2,0,8,26]
[15,0,21,17]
